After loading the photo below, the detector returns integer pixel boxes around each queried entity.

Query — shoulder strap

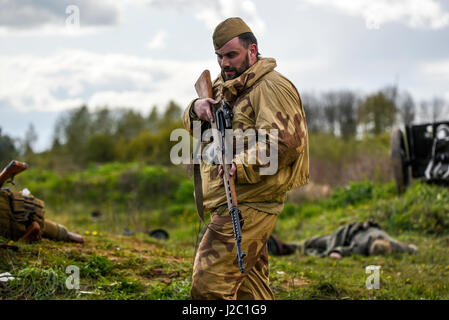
[193,163,232,237]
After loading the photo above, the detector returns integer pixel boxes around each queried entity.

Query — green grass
[269,234,449,299]
[1,180,448,300]
[0,233,194,300]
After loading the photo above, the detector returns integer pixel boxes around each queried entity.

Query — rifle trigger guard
[8,176,16,186]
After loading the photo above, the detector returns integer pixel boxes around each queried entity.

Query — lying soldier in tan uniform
[0,188,83,244]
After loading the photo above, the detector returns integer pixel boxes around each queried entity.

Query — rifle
[194,70,246,273]
[0,160,28,188]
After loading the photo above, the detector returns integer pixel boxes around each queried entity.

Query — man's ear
[249,43,258,60]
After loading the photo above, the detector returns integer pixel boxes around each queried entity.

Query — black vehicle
[391,121,449,193]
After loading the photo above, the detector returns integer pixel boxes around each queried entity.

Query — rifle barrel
[217,104,246,273]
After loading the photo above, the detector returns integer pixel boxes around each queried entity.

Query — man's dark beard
[221,54,250,81]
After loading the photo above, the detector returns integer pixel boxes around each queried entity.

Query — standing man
[183,17,309,300]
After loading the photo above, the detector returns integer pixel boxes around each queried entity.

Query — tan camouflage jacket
[183,57,309,214]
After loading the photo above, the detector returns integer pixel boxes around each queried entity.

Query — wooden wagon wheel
[391,126,410,194]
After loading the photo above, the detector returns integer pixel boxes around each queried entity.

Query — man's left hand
[218,162,237,184]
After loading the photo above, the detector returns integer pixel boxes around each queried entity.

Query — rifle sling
[193,162,233,237]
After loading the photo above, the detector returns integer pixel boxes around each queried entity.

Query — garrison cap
[213,17,253,50]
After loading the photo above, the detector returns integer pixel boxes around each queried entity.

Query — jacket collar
[215,57,277,104]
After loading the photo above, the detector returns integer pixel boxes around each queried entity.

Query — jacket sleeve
[234,79,308,184]
[327,245,355,257]
[183,98,200,135]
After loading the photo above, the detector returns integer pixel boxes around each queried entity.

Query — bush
[281,203,300,217]
[14,162,189,210]
[326,181,396,209]
[369,182,449,235]
[85,134,117,163]
[328,181,374,208]
[174,180,194,204]
[308,132,392,187]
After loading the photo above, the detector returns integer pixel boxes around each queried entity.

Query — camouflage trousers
[42,219,70,241]
[191,205,277,300]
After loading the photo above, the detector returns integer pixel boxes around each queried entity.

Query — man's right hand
[193,98,217,123]
[329,252,342,259]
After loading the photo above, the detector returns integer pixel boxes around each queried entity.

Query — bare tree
[419,97,447,122]
[382,85,398,106]
[24,123,38,155]
[397,91,415,126]
[431,97,446,122]
[336,91,358,139]
[323,92,339,135]
[302,92,323,133]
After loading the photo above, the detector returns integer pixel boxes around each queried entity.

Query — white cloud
[0,49,218,113]
[0,0,120,36]
[420,59,449,78]
[0,24,112,37]
[302,0,449,29]
[277,58,331,75]
[144,0,265,34]
[418,59,449,101]
[195,0,265,34]
[147,30,168,50]
[0,0,266,37]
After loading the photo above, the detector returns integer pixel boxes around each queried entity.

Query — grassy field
[1,176,449,300]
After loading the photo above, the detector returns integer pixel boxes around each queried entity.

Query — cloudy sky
[1,0,449,151]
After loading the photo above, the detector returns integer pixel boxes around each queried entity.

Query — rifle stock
[194,70,214,99]
[0,160,28,188]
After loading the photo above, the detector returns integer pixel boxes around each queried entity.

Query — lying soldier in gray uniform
[302,221,418,259]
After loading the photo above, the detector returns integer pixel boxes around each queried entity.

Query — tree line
[0,101,184,169]
[1,86,448,170]
[303,85,448,139]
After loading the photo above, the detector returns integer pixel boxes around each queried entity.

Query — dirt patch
[142,265,185,278]
[139,266,187,285]
[105,234,157,251]
[281,277,311,290]
[77,234,157,258]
